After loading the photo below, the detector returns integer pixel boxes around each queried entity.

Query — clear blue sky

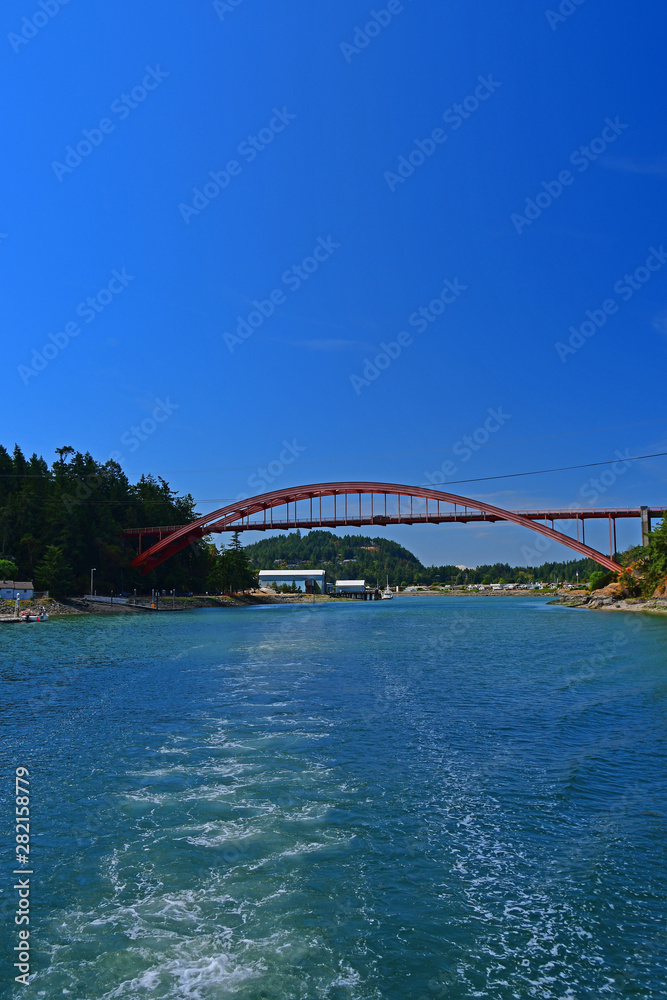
[3,0,667,567]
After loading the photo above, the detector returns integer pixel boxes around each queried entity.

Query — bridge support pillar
[641,506,651,547]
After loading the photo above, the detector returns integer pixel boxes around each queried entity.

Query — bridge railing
[121,505,664,537]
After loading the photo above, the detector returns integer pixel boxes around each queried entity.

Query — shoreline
[1,588,587,622]
[550,594,667,616]
[0,592,336,621]
[9,589,666,621]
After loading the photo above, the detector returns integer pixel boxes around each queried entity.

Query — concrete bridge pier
[641,506,651,547]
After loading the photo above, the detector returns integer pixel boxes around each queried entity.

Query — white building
[258,570,325,594]
[335,579,366,595]
[0,580,34,599]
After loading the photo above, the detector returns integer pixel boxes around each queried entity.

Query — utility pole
[90,567,96,597]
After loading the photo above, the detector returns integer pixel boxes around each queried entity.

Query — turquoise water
[2,597,666,999]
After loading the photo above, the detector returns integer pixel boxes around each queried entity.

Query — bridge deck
[122,506,666,537]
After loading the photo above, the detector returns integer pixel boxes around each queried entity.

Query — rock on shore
[552,593,667,615]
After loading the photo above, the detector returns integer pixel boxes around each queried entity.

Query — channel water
[1,597,666,998]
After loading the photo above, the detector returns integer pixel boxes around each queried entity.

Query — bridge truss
[126,481,666,575]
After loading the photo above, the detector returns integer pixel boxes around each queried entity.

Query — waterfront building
[335,580,366,595]
[258,569,325,593]
[0,579,34,599]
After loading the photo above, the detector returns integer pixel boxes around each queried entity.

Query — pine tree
[34,546,74,597]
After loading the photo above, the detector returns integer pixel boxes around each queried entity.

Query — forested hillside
[245,530,428,586]
[0,444,210,595]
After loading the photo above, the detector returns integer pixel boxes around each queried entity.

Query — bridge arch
[129,481,624,576]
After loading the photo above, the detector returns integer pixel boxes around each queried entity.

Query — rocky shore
[7,589,665,622]
[0,592,336,621]
[551,593,667,615]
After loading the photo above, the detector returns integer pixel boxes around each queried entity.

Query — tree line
[0,444,255,597]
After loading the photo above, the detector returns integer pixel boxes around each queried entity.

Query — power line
[418,449,667,488]
[162,448,667,498]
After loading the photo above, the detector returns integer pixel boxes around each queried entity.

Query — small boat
[20,609,49,623]
[381,577,393,600]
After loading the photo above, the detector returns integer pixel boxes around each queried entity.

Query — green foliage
[618,545,643,568]
[589,570,615,591]
[0,558,19,579]
[641,517,667,596]
[206,534,257,593]
[0,443,212,595]
[245,530,425,587]
[618,567,642,597]
[34,545,74,597]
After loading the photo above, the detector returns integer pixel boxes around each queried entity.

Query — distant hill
[243,529,599,587]
[245,529,429,587]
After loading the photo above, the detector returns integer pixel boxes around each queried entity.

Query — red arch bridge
[126,482,666,576]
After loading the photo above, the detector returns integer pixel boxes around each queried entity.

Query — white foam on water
[98,947,261,999]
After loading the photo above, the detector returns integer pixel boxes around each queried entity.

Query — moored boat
[20,608,49,622]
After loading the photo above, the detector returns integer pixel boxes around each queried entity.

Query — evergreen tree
[34,545,74,597]
[206,534,257,593]
[226,532,257,592]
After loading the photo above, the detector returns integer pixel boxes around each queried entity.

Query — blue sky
[3,0,667,567]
